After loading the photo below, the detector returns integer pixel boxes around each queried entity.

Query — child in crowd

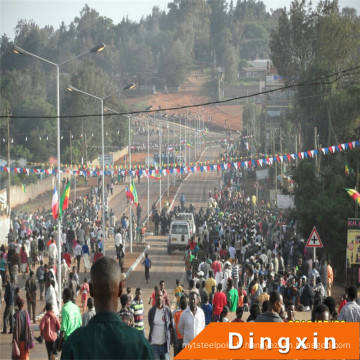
[142,253,151,283]
[148,285,158,306]
[80,278,90,312]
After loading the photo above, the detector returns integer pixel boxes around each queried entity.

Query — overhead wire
[1,64,360,120]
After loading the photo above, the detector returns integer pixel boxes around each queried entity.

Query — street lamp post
[103,106,153,253]
[67,83,134,255]
[173,119,176,187]
[158,117,162,210]
[167,123,169,197]
[144,106,153,226]
[128,116,132,253]
[147,119,150,224]
[13,43,106,310]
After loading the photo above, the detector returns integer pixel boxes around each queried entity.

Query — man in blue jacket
[148,289,175,360]
[2,274,16,334]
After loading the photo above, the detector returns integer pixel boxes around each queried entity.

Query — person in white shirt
[115,229,122,256]
[75,241,82,274]
[228,243,236,260]
[178,291,205,347]
[338,285,360,322]
[241,243,247,263]
[61,259,70,288]
[49,266,58,296]
[48,239,57,267]
[16,241,22,254]
[44,277,59,316]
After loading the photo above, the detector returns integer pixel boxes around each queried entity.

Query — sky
[1,0,360,40]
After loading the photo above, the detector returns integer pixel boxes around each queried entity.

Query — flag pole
[128,116,133,254]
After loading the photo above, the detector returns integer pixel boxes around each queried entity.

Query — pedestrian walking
[82,298,96,327]
[80,278,90,313]
[136,204,142,225]
[178,292,205,348]
[2,274,16,334]
[38,302,60,360]
[82,241,90,273]
[36,260,45,301]
[58,288,82,352]
[142,253,151,283]
[75,241,82,274]
[130,288,145,336]
[61,257,152,359]
[25,271,37,324]
[327,260,334,297]
[12,297,35,359]
[148,289,175,359]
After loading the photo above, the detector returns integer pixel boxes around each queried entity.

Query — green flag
[59,181,71,219]
[130,180,138,206]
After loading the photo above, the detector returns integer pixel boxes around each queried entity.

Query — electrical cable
[1,65,360,120]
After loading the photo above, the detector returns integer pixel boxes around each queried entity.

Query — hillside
[124,69,243,132]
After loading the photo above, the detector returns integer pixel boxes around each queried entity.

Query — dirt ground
[125,69,243,132]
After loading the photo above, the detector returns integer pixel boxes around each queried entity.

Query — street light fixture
[67,84,134,254]
[13,42,106,310]
[103,105,151,253]
[144,106,153,224]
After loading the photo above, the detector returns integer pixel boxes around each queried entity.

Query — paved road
[0,146,224,359]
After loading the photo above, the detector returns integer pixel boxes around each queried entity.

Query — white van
[167,221,191,254]
[175,213,196,235]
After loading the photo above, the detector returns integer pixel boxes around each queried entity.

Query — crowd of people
[2,142,360,359]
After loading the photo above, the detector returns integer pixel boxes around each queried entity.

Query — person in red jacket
[212,283,227,322]
[211,255,221,278]
[188,237,196,251]
[38,302,60,360]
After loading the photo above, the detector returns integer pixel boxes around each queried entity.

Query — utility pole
[327,101,332,146]
[173,120,176,186]
[167,123,169,197]
[314,127,318,172]
[85,133,88,164]
[81,123,85,165]
[295,133,298,168]
[356,160,359,218]
[273,129,277,204]
[70,130,73,167]
[158,118,162,210]
[280,128,283,189]
[7,107,11,213]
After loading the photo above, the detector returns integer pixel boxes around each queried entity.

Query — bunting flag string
[3,138,360,178]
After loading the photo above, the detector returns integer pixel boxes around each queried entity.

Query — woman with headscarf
[12,297,35,359]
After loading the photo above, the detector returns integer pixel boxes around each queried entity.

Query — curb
[125,243,150,279]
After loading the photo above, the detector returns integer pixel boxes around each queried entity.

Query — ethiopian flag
[21,184,26,193]
[125,186,134,203]
[345,162,350,176]
[186,141,192,148]
[149,173,162,181]
[345,188,360,206]
[130,180,138,206]
[59,181,71,219]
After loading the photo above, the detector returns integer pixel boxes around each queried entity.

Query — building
[263,72,294,153]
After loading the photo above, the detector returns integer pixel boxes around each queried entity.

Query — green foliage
[0,0,283,164]
[269,0,360,268]
[11,145,33,161]
[293,160,353,270]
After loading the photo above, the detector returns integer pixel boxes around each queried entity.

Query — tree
[159,40,192,88]
[269,1,315,83]
[293,160,353,272]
